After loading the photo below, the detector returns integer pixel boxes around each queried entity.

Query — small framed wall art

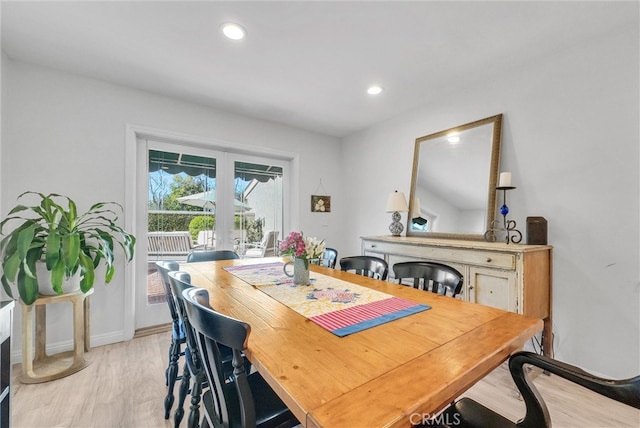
[311,195,331,212]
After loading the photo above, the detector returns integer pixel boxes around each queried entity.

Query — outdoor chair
[241,230,280,258]
[196,230,215,248]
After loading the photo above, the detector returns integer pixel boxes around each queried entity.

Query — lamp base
[389,211,404,236]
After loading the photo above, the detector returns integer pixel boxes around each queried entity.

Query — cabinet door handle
[468,286,474,290]
[486,257,492,263]
[371,244,377,248]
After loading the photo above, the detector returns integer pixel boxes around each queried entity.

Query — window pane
[235,161,284,258]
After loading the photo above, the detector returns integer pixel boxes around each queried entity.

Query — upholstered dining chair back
[339,256,388,281]
[182,287,298,428]
[392,261,464,297]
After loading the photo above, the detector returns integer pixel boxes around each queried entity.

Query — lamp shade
[386,191,408,213]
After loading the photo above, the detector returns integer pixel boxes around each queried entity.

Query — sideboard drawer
[362,240,515,270]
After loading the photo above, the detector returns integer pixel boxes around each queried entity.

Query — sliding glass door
[136,139,289,330]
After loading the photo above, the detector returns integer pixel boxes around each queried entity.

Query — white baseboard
[11,330,126,365]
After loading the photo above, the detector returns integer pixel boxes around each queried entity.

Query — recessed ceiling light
[367,85,383,95]
[222,23,246,40]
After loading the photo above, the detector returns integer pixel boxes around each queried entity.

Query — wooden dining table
[180,257,543,428]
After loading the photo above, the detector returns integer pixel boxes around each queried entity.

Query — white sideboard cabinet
[361,236,553,356]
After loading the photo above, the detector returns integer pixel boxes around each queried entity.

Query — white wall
[342,25,639,378]
[1,59,344,354]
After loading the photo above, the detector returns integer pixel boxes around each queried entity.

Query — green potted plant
[0,191,136,305]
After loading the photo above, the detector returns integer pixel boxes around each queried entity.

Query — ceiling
[2,1,636,138]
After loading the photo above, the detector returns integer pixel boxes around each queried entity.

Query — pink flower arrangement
[279,231,325,260]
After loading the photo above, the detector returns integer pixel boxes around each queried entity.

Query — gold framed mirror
[407,114,503,240]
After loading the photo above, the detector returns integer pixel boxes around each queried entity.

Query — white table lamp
[386,191,408,236]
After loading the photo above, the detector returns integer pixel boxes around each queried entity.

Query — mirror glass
[407,114,502,240]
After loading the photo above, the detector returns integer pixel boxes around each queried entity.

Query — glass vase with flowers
[279,231,325,285]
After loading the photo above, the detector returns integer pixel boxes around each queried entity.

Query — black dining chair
[186,249,240,263]
[168,271,251,428]
[181,287,300,428]
[339,255,388,280]
[155,260,185,420]
[424,351,640,427]
[167,271,206,428]
[393,261,464,297]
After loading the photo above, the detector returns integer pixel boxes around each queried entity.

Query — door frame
[124,124,298,339]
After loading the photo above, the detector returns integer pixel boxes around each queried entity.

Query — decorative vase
[283,257,310,285]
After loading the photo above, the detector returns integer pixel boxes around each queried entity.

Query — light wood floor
[11,331,640,428]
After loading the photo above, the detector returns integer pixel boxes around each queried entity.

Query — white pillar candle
[499,172,512,187]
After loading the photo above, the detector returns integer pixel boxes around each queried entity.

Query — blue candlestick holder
[484,186,522,244]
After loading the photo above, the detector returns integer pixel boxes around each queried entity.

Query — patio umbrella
[176,190,252,213]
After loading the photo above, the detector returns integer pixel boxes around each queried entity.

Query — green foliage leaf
[45,232,61,269]
[24,248,40,281]
[2,253,21,283]
[62,234,81,270]
[16,224,36,259]
[78,252,95,293]
[17,268,39,305]
[50,259,65,294]
[0,275,14,299]
[104,264,115,283]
